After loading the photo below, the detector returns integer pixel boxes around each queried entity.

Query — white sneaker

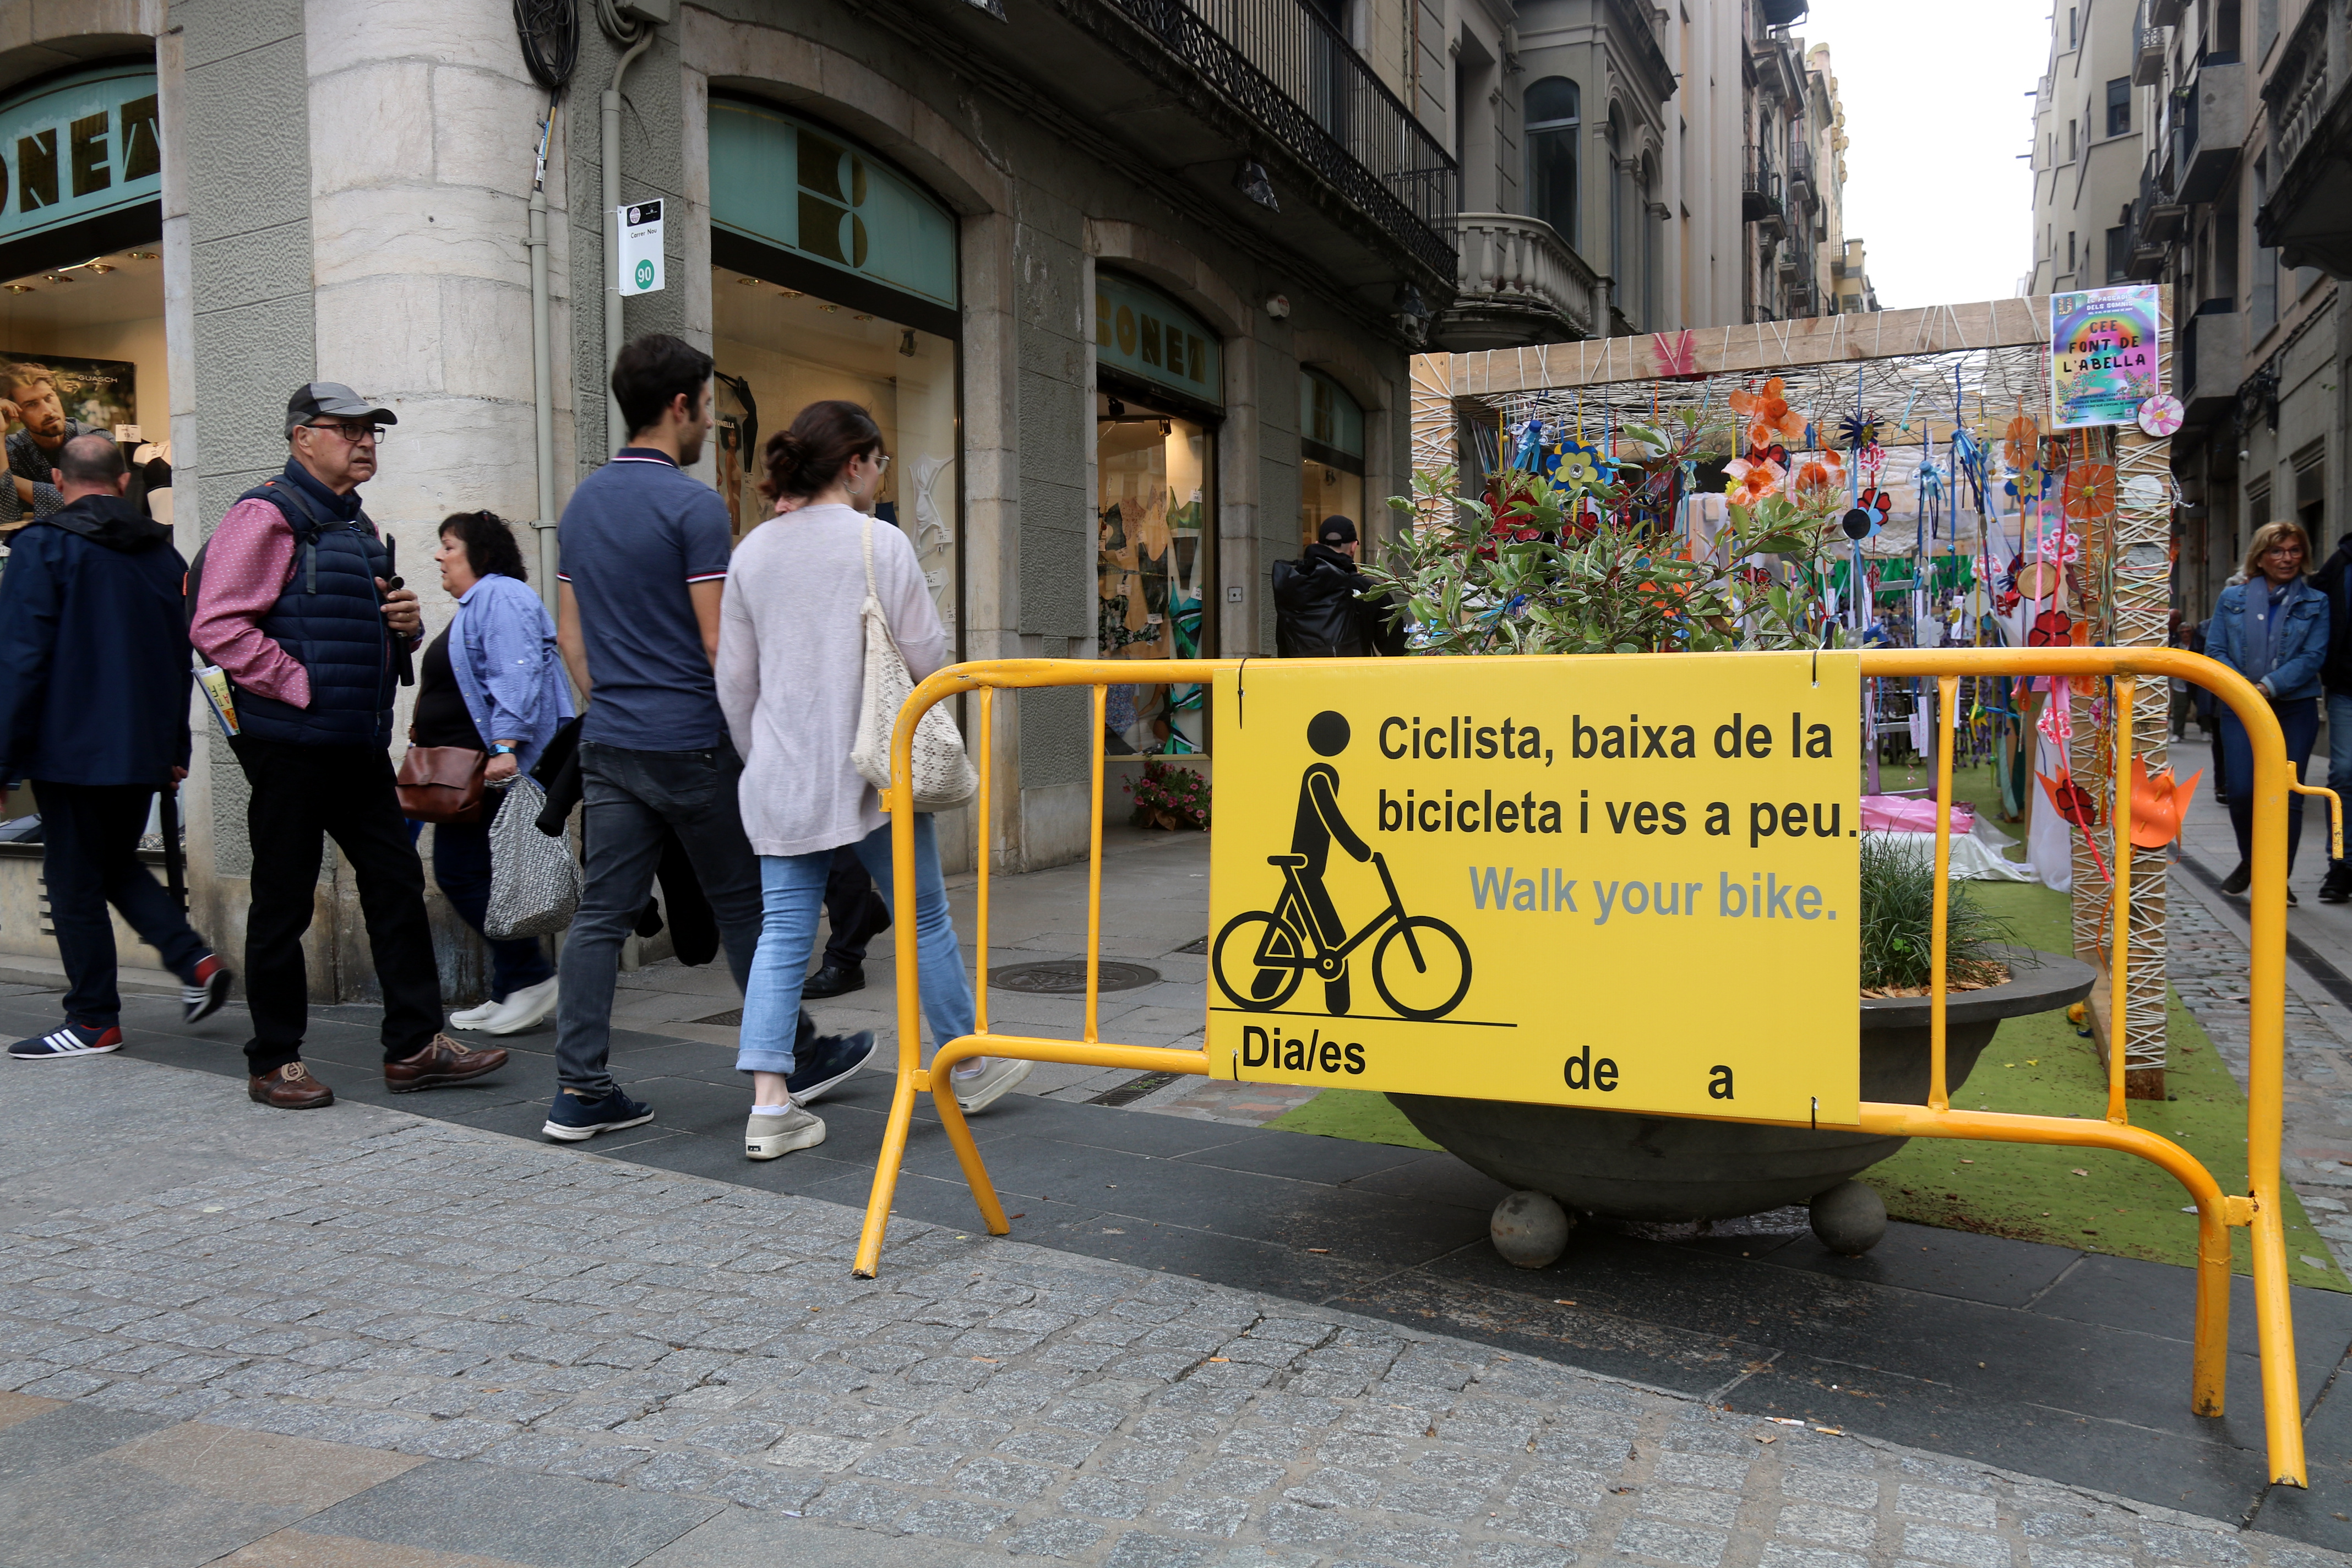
[745,1103,826,1160]
[448,1000,502,1030]
[480,976,559,1036]
[951,1057,1032,1113]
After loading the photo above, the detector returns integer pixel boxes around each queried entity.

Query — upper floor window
[1525,76,1580,248]
[2105,78,2130,137]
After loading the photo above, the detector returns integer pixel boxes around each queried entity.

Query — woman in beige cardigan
[716,400,1026,1159]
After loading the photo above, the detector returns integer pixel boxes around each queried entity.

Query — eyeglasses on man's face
[304,421,386,445]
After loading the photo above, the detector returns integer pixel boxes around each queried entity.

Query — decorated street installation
[1400,286,2176,1096]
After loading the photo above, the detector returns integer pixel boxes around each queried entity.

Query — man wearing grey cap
[189,383,509,1109]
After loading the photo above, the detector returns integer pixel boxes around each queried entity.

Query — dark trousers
[433,815,556,1001]
[2219,697,2323,872]
[823,843,887,970]
[35,781,209,1028]
[556,739,811,1095]
[230,737,443,1072]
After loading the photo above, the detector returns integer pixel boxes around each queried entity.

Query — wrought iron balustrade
[1099,0,1457,275]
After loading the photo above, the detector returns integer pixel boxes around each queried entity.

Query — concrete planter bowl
[1389,945,2097,1248]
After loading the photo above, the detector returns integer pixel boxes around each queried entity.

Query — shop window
[1298,367,1366,547]
[1098,390,1212,755]
[710,99,956,312]
[1524,77,1579,245]
[1094,273,1221,756]
[709,99,962,647]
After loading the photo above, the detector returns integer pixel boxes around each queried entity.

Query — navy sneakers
[542,1087,654,1142]
[787,1030,876,1106]
[10,1022,122,1059]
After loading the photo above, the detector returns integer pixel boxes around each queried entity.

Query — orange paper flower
[1725,455,1784,503]
[1788,450,1846,504]
[2127,757,2203,848]
[1729,377,1806,452]
[2062,463,2116,519]
[2003,413,2039,469]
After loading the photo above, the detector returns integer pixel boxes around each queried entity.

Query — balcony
[2257,0,2352,275]
[2133,16,2166,86]
[2125,150,2185,280]
[2180,302,2244,422]
[2177,59,2245,205]
[1786,143,1818,212]
[1433,212,1599,350]
[890,0,1460,291]
[1743,164,1785,230]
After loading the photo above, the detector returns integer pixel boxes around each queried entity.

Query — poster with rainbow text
[2049,285,2160,429]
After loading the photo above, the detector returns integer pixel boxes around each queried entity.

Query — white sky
[1796,0,2048,309]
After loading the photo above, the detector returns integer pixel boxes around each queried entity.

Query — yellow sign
[1207,652,1861,1125]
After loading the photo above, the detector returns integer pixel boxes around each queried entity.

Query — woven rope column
[2110,294,2174,1097]
[1408,353,1457,532]
[2064,298,2173,1097]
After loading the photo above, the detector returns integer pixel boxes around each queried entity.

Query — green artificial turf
[1268,760,2348,1288]
[1268,1087,1439,1150]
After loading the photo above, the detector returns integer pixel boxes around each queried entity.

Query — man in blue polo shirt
[546,334,866,1140]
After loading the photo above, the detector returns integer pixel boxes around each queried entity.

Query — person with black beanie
[1272,516,1407,657]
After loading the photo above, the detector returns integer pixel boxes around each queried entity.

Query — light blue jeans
[735,815,976,1076]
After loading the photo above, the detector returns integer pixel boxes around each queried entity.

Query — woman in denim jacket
[2207,519,2331,898]
[418,510,574,1031]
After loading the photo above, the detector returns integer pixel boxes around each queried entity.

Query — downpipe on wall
[527,102,560,609]
[602,23,654,453]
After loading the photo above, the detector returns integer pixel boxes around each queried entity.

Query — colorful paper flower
[1730,377,1806,452]
[1725,455,1785,503]
[2061,463,2117,519]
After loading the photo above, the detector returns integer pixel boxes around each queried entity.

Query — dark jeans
[230,737,444,1072]
[433,815,556,1001]
[555,739,810,1095]
[35,781,210,1028]
[2219,696,2323,872]
[824,843,887,970]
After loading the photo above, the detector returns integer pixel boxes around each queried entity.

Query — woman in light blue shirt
[418,510,574,1031]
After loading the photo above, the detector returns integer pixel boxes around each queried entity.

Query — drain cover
[989,960,1161,994]
[1174,935,1209,955]
[697,1008,744,1026]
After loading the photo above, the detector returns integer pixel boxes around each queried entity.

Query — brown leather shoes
[249,1061,334,1109]
[384,1033,509,1093]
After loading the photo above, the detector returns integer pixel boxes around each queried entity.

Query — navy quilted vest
[230,476,395,748]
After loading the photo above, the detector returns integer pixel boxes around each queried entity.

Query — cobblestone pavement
[2163,862,2352,1265]
[0,1057,2340,1567]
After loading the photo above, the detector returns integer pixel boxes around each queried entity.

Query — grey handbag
[484,776,580,939]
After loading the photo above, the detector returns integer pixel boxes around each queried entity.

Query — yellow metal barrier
[854,647,2313,1488]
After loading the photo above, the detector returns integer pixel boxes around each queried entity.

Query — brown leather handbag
[396,745,487,824]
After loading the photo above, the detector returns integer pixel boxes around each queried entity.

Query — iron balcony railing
[1106,0,1457,274]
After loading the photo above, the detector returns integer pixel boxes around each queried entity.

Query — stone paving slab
[0,1053,2342,1568]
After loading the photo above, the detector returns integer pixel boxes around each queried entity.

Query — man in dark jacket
[188,384,507,1108]
[0,434,231,1059]
[2316,531,2352,900]
[1272,516,1407,657]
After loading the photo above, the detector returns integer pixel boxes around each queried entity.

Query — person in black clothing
[0,434,232,1060]
[1273,516,1407,657]
[2315,531,2352,901]
[804,846,891,998]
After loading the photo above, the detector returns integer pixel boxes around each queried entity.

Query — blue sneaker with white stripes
[10,1022,122,1059]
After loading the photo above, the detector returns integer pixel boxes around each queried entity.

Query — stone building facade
[0,0,1448,1003]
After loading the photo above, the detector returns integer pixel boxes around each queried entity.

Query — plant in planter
[1858,831,2013,995]
[1125,759,1209,831]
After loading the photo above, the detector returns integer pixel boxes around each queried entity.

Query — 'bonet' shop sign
[1207,652,1862,1126]
[0,64,160,247]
